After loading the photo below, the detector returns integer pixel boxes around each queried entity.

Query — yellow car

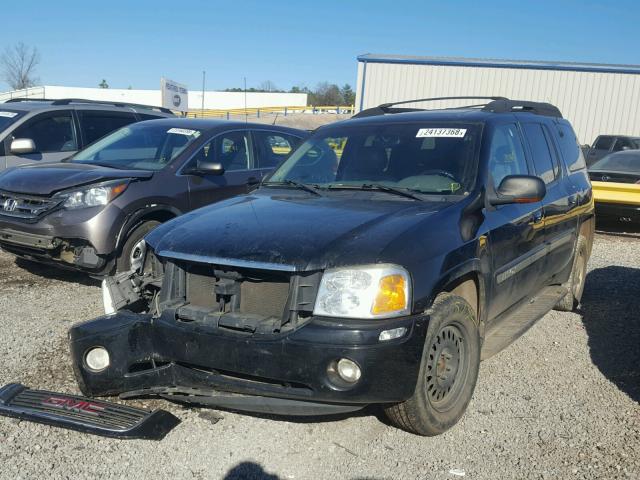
[589,150,640,224]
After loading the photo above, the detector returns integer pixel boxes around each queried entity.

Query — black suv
[0,119,306,274]
[70,97,594,436]
[0,98,173,170]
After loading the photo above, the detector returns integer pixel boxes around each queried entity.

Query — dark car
[70,97,594,436]
[0,119,306,274]
[584,134,640,166]
[588,150,640,223]
[0,98,173,170]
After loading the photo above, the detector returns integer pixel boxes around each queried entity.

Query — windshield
[267,122,481,195]
[0,109,24,131]
[71,123,202,171]
[590,151,640,173]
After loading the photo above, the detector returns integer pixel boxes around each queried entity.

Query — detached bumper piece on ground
[0,383,179,440]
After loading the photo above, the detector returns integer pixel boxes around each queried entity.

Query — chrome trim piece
[0,190,61,219]
[156,250,298,272]
[496,232,574,284]
[496,245,547,284]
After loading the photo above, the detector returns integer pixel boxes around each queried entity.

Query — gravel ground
[0,232,638,480]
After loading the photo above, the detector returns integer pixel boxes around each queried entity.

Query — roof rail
[353,96,562,118]
[481,99,562,117]
[5,98,58,103]
[5,97,174,114]
[353,96,507,118]
[49,98,174,114]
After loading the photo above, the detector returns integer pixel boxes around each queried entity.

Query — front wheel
[385,293,481,436]
[115,220,160,273]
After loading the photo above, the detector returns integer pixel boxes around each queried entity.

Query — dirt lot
[0,232,638,479]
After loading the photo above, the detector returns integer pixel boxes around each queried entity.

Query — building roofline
[357,54,640,75]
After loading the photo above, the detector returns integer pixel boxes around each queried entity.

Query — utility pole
[243,76,248,123]
[201,70,206,117]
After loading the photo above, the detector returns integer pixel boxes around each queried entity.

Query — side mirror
[10,138,36,155]
[193,162,225,175]
[488,175,546,206]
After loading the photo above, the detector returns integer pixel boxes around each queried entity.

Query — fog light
[379,327,407,342]
[85,347,110,372]
[336,358,361,383]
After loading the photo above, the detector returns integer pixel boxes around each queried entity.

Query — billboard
[160,77,188,112]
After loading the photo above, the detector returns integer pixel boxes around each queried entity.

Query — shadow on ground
[224,462,280,480]
[580,265,640,403]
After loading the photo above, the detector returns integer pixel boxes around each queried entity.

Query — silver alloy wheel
[129,239,146,272]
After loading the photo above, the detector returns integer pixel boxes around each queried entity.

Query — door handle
[568,194,578,206]
[532,209,544,224]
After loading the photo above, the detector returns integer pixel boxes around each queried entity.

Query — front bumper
[0,204,124,271]
[595,202,640,223]
[69,310,429,415]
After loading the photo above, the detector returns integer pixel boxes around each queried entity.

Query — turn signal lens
[372,274,407,315]
[313,265,411,319]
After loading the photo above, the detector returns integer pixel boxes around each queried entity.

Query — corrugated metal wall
[355,61,640,144]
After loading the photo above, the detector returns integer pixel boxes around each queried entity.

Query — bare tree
[258,80,278,92]
[1,43,40,90]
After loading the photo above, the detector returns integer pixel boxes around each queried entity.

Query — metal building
[355,54,640,145]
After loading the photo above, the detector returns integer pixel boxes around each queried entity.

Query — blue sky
[1,0,638,92]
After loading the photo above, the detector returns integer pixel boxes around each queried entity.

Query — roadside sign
[160,77,188,112]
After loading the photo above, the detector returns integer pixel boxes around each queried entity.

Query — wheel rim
[129,239,146,270]
[425,324,468,411]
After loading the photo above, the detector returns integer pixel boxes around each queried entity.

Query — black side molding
[0,383,180,440]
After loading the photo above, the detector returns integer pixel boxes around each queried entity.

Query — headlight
[56,180,128,209]
[313,264,411,319]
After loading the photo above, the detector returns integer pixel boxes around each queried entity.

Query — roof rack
[481,99,562,117]
[5,98,58,103]
[6,97,174,115]
[353,96,562,118]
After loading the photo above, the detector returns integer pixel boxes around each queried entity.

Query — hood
[0,162,153,196]
[146,190,455,271]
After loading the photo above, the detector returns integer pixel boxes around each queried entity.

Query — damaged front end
[0,230,108,271]
[71,247,427,416]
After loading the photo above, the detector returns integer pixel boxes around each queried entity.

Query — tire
[385,293,481,436]
[115,220,160,273]
[554,237,588,312]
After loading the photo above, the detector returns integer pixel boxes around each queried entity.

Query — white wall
[356,60,640,144]
[0,86,307,110]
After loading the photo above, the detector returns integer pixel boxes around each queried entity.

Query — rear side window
[12,111,77,153]
[253,131,302,168]
[594,136,614,150]
[613,137,635,151]
[522,123,557,184]
[557,123,586,172]
[79,111,136,145]
[488,124,528,188]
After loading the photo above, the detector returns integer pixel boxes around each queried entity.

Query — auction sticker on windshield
[0,111,18,118]
[167,128,200,137]
[416,128,466,138]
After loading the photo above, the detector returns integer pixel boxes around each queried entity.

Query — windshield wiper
[328,183,424,201]
[262,180,322,196]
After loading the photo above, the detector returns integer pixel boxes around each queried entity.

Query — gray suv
[0,118,306,275]
[0,98,174,170]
